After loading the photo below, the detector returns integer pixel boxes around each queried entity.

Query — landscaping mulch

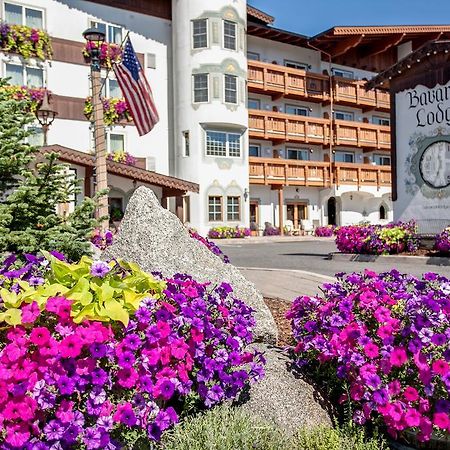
[264,297,295,347]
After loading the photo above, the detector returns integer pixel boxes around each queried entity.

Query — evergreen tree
[0,78,99,261]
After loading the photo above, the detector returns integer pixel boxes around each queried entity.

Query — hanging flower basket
[0,85,51,113]
[107,151,137,166]
[84,97,132,126]
[0,22,52,60]
[82,41,122,68]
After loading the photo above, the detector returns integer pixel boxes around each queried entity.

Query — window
[374,154,391,166]
[334,110,354,121]
[192,19,208,49]
[332,68,354,79]
[108,133,125,153]
[101,76,121,98]
[224,74,237,104]
[206,131,241,157]
[285,104,308,116]
[27,126,44,146]
[379,205,386,220]
[247,51,260,61]
[90,20,122,44]
[287,148,309,161]
[284,60,308,70]
[193,73,208,103]
[247,98,260,110]
[5,63,43,87]
[4,2,43,28]
[183,131,190,157]
[208,196,222,221]
[249,144,261,157]
[227,196,240,221]
[372,116,390,126]
[223,20,237,50]
[334,151,354,163]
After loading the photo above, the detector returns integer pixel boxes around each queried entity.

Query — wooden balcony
[247,60,390,111]
[249,110,391,150]
[249,157,391,189]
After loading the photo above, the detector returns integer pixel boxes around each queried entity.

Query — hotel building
[1,0,449,234]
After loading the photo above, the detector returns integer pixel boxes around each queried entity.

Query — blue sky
[249,0,450,37]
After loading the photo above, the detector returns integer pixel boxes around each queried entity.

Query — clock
[419,141,450,189]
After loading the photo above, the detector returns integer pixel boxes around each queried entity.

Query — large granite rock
[102,187,277,344]
[239,344,332,432]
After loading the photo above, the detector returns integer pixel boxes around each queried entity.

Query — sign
[395,80,450,233]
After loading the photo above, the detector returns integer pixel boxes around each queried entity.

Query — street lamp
[83,26,109,229]
[35,90,57,146]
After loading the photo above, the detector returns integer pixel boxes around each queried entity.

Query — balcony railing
[249,157,391,189]
[249,110,391,150]
[247,60,390,111]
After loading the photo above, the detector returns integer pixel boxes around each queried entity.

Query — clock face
[419,141,450,189]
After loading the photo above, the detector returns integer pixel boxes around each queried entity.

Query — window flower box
[0,22,52,60]
[107,151,136,166]
[0,84,50,113]
[84,97,132,126]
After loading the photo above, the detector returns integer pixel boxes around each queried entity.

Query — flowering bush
[314,225,337,237]
[0,85,51,113]
[84,97,132,126]
[107,151,137,166]
[435,227,450,254]
[82,41,122,68]
[91,229,114,250]
[263,226,280,236]
[335,221,419,255]
[189,229,230,264]
[0,22,52,60]
[287,269,450,443]
[208,226,251,239]
[0,254,264,447]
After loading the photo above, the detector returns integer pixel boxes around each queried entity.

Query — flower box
[84,97,132,126]
[0,85,51,113]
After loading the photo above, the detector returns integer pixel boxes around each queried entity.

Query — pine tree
[0,78,99,261]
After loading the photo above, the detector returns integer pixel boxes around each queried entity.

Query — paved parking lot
[217,239,450,278]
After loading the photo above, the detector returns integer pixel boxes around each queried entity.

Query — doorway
[286,203,307,229]
[327,197,336,226]
[250,201,259,230]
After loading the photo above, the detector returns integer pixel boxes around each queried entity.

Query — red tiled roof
[247,5,274,25]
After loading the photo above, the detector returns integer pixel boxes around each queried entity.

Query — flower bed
[287,269,450,443]
[0,85,50,113]
[0,22,52,60]
[82,41,122,68]
[208,226,251,239]
[0,253,264,447]
[189,229,230,263]
[263,226,280,236]
[314,225,337,237]
[335,221,419,255]
[84,97,132,126]
[434,227,450,254]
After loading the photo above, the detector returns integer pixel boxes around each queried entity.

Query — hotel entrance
[286,202,307,229]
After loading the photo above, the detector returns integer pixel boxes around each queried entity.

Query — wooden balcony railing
[247,60,390,111]
[249,157,391,189]
[249,110,391,150]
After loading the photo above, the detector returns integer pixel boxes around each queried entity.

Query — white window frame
[224,74,238,104]
[107,131,126,154]
[284,59,308,70]
[334,110,354,122]
[208,196,223,222]
[100,71,121,98]
[249,143,261,157]
[334,151,355,163]
[332,68,354,79]
[89,18,123,44]
[247,51,260,61]
[192,73,209,104]
[223,19,237,50]
[182,130,190,157]
[247,98,260,110]
[205,130,241,158]
[3,1,45,28]
[373,154,391,166]
[226,196,241,221]
[192,18,208,49]
[286,147,310,161]
[4,62,44,87]
[285,104,309,116]
[372,116,390,126]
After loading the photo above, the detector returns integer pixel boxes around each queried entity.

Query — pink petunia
[390,347,408,367]
[21,301,40,323]
[363,343,379,359]
[403,386,419,402]
[404,408,421,427]
[30,327,50,345]
[5,423,30,448]
[59,335,82,358]
[117,368,138,388]
[433,412,449,430]
[432,359,449,376]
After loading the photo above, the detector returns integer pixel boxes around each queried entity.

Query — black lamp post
[82,26,109,229]
[35,90,57,146]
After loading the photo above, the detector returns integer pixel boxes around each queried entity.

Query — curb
[211,237,333,245]
[328,252,450,266]
[238,267,336,282]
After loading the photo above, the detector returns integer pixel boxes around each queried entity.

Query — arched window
[379,204,386,220]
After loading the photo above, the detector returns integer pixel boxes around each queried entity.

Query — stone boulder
[239,344,332,432]
[102,186,277,344]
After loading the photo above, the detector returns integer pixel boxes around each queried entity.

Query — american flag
[113,38,159,136]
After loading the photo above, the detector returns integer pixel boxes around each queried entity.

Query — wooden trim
[390,89,398,201]
[86,0,171,20]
